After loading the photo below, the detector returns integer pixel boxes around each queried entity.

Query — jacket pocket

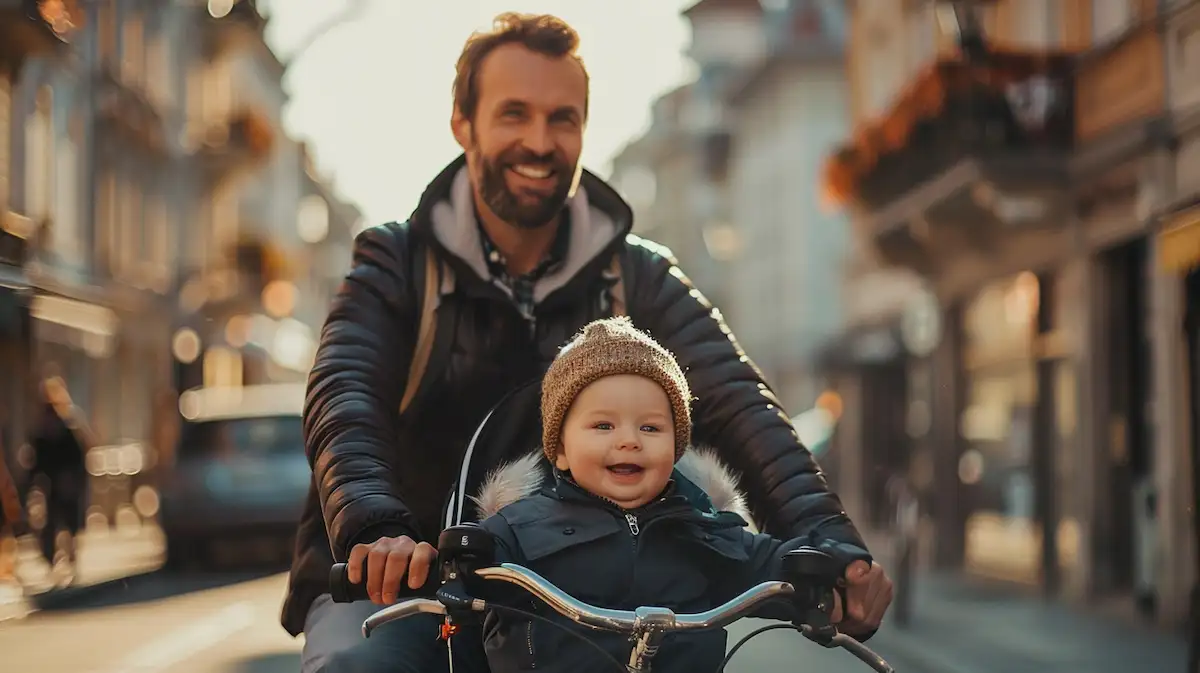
[484,611,541,671]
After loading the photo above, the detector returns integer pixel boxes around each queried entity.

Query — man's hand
[830,560,893,635]
[346,536,437,605]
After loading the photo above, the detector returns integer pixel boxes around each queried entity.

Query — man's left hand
[831,560,893,635]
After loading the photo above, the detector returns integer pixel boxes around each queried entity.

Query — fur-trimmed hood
[469,446,757,530]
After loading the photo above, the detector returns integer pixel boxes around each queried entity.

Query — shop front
[956,269,1083,591]
[815,321,909,530]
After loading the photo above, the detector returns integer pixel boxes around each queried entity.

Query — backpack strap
[399,244,441,415]
[608,250,627,318]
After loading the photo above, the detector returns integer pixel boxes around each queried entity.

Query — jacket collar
[407,154,635,306]
[469,447,758,531]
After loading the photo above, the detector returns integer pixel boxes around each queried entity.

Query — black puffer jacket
[474,449,872,673]
[281,155,869,635]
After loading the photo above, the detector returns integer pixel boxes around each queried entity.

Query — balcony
[0,0,77,66]
[1072,20,1167,175]
[93,67,166,153]
[194,108,275,184]
[201,0,266,61]
[821,49,1076,272]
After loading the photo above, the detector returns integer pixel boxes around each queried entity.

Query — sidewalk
[862,532,1187,673]
[0,521,164,621]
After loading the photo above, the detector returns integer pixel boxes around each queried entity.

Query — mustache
[499,147,566,169]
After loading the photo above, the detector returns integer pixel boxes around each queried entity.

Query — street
[0,570,880,673]
[0,571,300,673]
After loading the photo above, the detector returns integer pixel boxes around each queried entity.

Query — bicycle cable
[483,603,629,672]
[716,623,803,673]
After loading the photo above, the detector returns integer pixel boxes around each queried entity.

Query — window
[203,346,243,388]
[24,88,53,221]
[0,77,10,205]
[117,175,143,278]
[97,172,117,273]
[122,13,144,87]
[53,136,79,256]
[1092,0,1133,43]
[203,61,232,126]
[97,3,117,65]
[146,34,169,107]
[144,189,171,285]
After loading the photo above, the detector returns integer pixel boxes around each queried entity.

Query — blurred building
[0,1,73,476]
[822,0,1200,629]
[1,0,359,526]
[611,0,856,411]
[720,0,850,408]
[609,0,770,319]
[170,1,354,393]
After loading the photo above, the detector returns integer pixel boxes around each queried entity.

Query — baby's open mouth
[606,464,644,476]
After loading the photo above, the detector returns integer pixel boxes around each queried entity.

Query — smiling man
[284,12,890,673]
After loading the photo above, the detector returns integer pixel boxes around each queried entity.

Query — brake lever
[432,525,497,639]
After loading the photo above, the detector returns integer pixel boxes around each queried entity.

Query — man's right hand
[346,535,437,605]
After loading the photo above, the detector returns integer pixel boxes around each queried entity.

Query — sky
[256,0,699,227]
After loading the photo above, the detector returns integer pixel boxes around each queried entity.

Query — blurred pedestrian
[28,375,91,576]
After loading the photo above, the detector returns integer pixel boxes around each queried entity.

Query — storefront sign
[1159,204,1200,273]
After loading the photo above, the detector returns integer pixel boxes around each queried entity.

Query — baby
[471,317,873,673]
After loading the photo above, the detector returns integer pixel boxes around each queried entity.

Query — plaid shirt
[477,209,571,323]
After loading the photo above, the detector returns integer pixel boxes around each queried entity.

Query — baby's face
[556,374,675,509]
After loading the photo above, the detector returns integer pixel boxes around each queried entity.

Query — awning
[1158,198,1200,274]
[30,294,119,357]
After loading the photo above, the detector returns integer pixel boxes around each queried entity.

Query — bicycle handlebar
[328,526,894,673]
[333,561,893,673]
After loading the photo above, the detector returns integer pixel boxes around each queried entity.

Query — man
[283,12,893,673]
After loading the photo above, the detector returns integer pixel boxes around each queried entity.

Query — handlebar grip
[328,561,443,604]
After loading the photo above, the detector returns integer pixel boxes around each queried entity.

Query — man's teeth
[512,164,552,179]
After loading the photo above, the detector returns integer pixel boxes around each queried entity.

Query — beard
[475,143,574,230]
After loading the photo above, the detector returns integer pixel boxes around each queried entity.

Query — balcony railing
[0,0,77,63]
[822,49,1076,211]
[93,67,166,152]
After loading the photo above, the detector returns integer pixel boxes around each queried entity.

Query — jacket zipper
[625,512,640,536]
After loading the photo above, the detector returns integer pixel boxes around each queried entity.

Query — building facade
[823,0,1200,629]
[721,0,851,409]
[2,0,358,527]
[609,0,769,316]
[0,0,75,486]
[612,0,859,412]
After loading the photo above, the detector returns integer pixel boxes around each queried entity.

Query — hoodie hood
[469,446,758,531]
[410,154,635,305]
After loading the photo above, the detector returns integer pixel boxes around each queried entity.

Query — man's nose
[522,118,554,156]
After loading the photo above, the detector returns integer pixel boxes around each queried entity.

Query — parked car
[158,384,308,569]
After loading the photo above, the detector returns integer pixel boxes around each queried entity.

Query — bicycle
[330,524,895,673]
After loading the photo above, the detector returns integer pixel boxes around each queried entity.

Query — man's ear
[451,108,472,151]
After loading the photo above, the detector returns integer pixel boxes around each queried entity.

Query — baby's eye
[640,424,662,433]
[593,422,614,430]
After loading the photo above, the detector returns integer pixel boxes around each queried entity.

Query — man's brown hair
[453,12,589,121]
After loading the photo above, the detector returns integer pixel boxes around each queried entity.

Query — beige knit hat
[542,317,692,462]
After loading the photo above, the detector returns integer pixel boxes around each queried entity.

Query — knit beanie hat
[541,317,692,462]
